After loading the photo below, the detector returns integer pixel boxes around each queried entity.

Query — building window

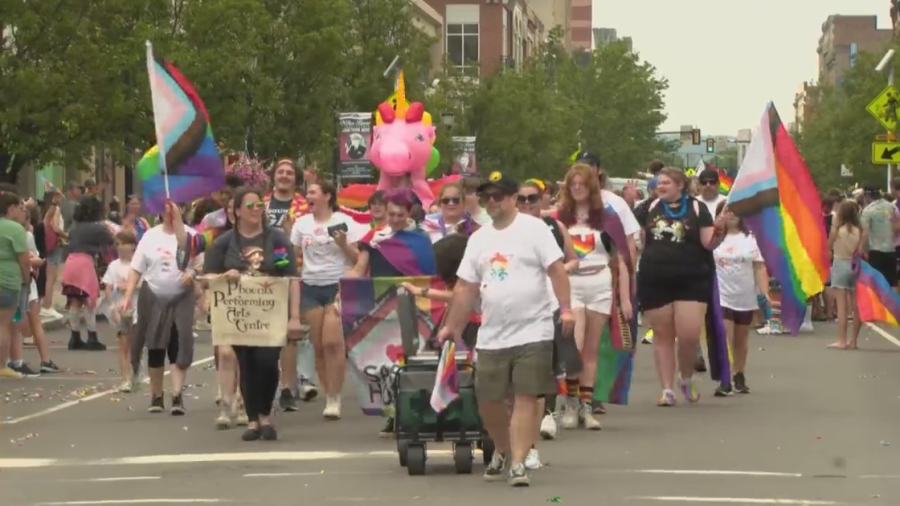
[447,24,479,74]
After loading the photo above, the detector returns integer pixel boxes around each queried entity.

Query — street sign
[841,164,853,177]
[866,85,900,131]
[876,133,899,141]
[872,141,900,164]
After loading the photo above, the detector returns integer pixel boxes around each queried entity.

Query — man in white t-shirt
[698,169,727,216]
[437,171,573,487]
[575,151,640,268]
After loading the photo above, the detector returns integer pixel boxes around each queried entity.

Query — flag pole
[145,41,171,202]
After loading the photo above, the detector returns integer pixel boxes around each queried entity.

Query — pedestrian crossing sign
[866,85,900,131]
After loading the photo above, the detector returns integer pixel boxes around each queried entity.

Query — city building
[570,0,591,50]
[425,0,549,76]
[817,15,891,87]
[411,0,445,77]
[529,0,573,50]
[593,27,632,51]
[793,81,819,133]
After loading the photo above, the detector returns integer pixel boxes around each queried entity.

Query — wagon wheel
[406,444,427,476]
[453,443,473,474]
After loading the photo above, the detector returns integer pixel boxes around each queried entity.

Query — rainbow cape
[141,41,225,214]
[726,103,828,335]
[361,228,436,277]
[855,259,900,325]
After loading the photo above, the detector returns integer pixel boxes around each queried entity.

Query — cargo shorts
[474,340,556,401]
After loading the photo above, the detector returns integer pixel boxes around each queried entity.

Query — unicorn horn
[395,70,408,117]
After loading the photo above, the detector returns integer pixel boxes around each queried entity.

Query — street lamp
[441,111,455,130]
[876,49,896,188]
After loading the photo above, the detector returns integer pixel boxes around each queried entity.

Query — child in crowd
[102,231,140,392]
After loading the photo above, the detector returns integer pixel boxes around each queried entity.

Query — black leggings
[234,346,281,423]
[147,326,179,369]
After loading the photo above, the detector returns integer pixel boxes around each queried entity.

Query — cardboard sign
[210,276,289,347]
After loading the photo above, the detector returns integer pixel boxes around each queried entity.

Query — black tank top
[542,216,565,250]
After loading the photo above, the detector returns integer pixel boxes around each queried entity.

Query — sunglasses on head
[244,201,265,210]
[479,191,508,203]
[440,196,462,205]
[517,194,540,204]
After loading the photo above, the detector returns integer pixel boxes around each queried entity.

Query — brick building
[570,0,591,49]
[817,15,891,87]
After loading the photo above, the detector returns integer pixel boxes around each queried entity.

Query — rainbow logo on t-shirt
[489,252,509,281]
[571,234,595,260]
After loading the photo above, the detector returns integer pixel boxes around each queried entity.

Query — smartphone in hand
[327,223,348,236]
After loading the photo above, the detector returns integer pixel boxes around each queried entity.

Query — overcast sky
[593,0,890,136]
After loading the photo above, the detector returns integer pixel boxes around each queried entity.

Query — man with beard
[264,159,314,411]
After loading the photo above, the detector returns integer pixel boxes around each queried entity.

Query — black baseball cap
[477,171,519,194]
[575,150,600,167]
[698,169,719,183]
[863,183,882,197]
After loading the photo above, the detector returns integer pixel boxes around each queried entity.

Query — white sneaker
[323,395,341,420]
[118,381,133,393]
[561,397,578,429]
[524,448,542,470]
[579,403,602,431]
[299,382,319,402]
[40,307,63,319]
[22,336,34,346]
[215,409,234,430]
[539,413,558,440]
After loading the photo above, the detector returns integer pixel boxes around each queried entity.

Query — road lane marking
[243,471,392,478]
[0,356,214,426]
[631,498,837,505]
[66,476,162,483]
[633,470,802,478]
[36,501,228,505]
[860,474,900,479]
[27,376,123,381]
[865,322,900,347]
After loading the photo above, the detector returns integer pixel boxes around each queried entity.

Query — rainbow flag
[726,103,828,335]
[142,41,225,214]
[856,259,900,325]
[430,340,460,413]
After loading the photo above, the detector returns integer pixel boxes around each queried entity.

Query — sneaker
[694,355,707,373]
[592,402,606,415]
[39,361,60,374]
[235,411,249,426]
[507,463,530,487]
[483,453,507,482]
[641,329,654,344]
[578,403,602,430]
[148,395,165,413]
[279,388,298,412]
[656,389,676,407]
[0,367,24,379]
[260,425,277,441]
[10,362,40,378]
[215,409,234,430]
[118,381,133,393]
[524,448,542,470]
[679,377,700,403]
[734,372,750,394]
[323,395,341,420]
[170,394,186,415]
[714,383,733,397]
[40,307,63,319]
[539,413,558,440]
[560,397,578,429]
[379,417,395,438]
[299,382,319,402]
[22,336,34,346]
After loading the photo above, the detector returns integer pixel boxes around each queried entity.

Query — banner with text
[210,276,289,347]
[451,136,477,175]
[338,112,373,183]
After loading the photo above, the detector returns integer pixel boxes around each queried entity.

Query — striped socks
[579,386,594,408]
[565,378,580,399]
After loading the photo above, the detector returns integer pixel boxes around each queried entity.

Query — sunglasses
[478,191,508,204]
[699,180,718,186]
[440,196,462,205]
[517,194,540,204]
[244,201,265,210]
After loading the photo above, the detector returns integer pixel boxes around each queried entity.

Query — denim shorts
[300,282,339,312]
[46,249,63,266]
[0,288,22,309]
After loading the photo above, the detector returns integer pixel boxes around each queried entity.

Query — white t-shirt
[102,258,139,321]
[714,233,763,311]
[291,212,365,286]
[601,189,639,237]
[457,213,563,350]
[132,225,196,299]
[701,194,727,217]
[567,223,610,269]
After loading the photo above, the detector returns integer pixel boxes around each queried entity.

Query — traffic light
[691,128,701,145]
[706,138,715,153]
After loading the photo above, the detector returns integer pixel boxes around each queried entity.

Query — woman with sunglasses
[422,183,478,243]
[515,179,579,467]
[204,187,301,441]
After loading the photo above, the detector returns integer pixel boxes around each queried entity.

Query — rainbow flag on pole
[141,41,224,214]
[726,103,828,335]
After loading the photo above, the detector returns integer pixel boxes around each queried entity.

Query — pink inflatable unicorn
[368,102,437,209]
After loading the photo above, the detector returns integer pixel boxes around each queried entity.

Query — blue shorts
[300,282,339,312]
[46,249,63,266]
[0,288,21,309]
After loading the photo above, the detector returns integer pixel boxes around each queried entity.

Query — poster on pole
[210,276,289,347]
[337,112,374,183]
[451,136,477,175]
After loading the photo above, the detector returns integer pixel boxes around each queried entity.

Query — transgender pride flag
[430,340,459,413]
[142,41,225,213]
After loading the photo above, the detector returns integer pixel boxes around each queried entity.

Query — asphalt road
[1,322,898,506]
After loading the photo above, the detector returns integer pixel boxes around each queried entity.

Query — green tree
[798,49,886,190]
